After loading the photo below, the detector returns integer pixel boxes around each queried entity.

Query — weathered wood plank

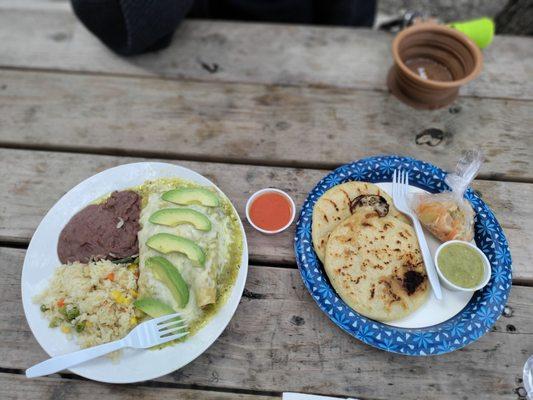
[0,0,69,11]
[0,70,532,180]
[0,7,531,100]
[0,373,277,400]
[1,247,530,400]
[0,148,531,282]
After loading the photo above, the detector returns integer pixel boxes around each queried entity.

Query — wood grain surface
[2,247,530,400]
[0,373,277,400]
[1,2,532,399]
[0,7,532,101]
[0,70,532,179]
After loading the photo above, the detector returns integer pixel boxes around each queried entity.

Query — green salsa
[437,243,485,288]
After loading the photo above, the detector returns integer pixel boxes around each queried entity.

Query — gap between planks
[0,239,295,271]
[2,63,533,105]
[1,66,532,181]
[0,370,284,400]
[0,143,531,185]
[0,8,531,101]
[1,68,531,182]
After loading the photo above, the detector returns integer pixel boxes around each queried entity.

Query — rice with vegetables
[34,260,139,348]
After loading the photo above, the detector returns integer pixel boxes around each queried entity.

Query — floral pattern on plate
[294,155,512,356]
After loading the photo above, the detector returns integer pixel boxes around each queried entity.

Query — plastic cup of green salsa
[434,240,491,292]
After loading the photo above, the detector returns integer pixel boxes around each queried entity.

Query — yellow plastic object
[448,17,494,49]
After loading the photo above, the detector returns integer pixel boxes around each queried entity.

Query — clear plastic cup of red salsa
[245,188,295,234]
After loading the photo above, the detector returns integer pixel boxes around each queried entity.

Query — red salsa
[249,192,293,231]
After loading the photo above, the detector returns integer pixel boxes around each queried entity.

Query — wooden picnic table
[1,2,532,399]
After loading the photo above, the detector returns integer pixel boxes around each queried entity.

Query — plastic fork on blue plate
[26,312,187,378]
[392,169,443,300]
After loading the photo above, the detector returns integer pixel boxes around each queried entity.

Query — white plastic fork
[26,312,187,378]
[392,169,443,300]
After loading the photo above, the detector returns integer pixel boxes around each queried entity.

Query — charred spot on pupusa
[349,194,390,217]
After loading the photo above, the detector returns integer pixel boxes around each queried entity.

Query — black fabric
[190,0,376,26]
[71,0,376,56]
[313,0,376,27]
[71,0,194,55]
[191,0,314,24]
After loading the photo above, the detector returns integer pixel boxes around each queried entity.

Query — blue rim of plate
[294,155,512,356]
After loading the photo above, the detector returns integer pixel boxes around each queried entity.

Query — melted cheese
[137,187,232,325]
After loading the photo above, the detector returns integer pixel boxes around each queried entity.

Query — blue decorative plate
[294,155,512,356]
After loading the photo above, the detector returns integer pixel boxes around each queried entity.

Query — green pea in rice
[34,260,139,348]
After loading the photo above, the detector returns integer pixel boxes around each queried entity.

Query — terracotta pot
[387,22,483,110]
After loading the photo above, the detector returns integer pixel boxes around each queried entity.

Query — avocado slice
[145,256,190,308]
[146,233,206,267]
[162,188,219,207]
[149,208,211,231]
[134,297,175,318]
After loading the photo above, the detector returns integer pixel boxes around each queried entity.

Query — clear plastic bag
[410,150,483,242]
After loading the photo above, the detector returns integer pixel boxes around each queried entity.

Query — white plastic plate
[21,162,249,383]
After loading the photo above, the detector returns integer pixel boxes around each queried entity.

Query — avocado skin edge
[145,256,190,308]
[146,233,206,267]
[149,208,211,231]
[133,297,175,317]
[162,188,220,207]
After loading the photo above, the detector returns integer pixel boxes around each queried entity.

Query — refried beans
[57,190,141,264]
